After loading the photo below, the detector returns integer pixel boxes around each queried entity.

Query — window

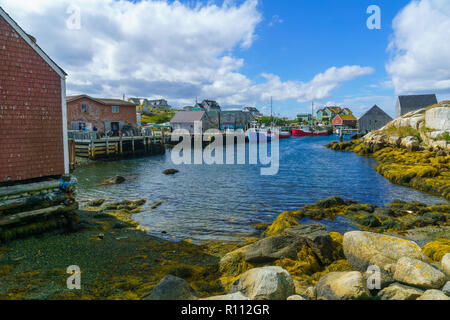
[81,104,87,113]
[112,106,120,113]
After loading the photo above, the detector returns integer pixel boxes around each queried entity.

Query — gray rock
[377,283,424,300]
[242,224,334,265]
[442,282,450,296]
[316,271,370,300]
[394,257,446,289]
[203,292,250,300]
[229,266,295,300]
[343,231,426,284]
[287,295,305,300]
[442,253,450,278]
[425,106,450,131]
[143,275,199,300]
[401,136,420,152]
[417,289,450,300]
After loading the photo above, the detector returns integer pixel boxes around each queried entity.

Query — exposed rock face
[287,295,306,300]
[102,175,126,185]
[425,105,450,131]
[220,224,334,270]
[343,231,427,284]
[400,136,420,152]
[203,292,250,300]
[417,289,450,300]
[144,275,199,300]
[442,253,450,277]
[377,283,424,300]
[229,266,295,300]
[315,271,370,300]
[163,169,179,175]
[442,282,450,296]
[394,257,446,289]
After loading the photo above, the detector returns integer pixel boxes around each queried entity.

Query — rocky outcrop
[442,282,450,296]
[315,271,370,300]
[417,289,450,300]
[394,257,447,289]
[229,266,295,300]
[442,253,450,277]
[203,292,250,300]
[343,231,426,284]
[143,275,199,300]
[425,105,450,131]
[377,283,424,300]
[287,295,306,300]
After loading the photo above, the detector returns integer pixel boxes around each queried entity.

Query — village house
[395,94,437,118]
[243,107,263,117]
[170,111,210,133]
[332,114,358,130]
[220,110,254,131]
[0,7,77,240]
[67,95,137,136]
[358,105,393,133]
[129,98,172,113]
[297,113,313,123]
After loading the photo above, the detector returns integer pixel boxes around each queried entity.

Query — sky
[1,0,449,118]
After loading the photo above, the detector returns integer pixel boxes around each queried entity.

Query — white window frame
[112,106,120,113]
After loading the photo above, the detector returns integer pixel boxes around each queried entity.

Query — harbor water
[74,136,447,242]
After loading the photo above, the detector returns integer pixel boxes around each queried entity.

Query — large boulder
[143,275,199,300]
[442,253,450,277]
[377,283,424,300]
[315,271,370,300]
[425,105,450,131]
[417,289,450,300]
[442,282,450,296]
[287,295,306,300]
[343,231,426,283]
[229,266,295,300]
[401,136,420,152]
[221,224,334,268]
[394,257,446,289]
[203,292,250,300]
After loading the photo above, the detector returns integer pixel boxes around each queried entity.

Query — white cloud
[386,0,450,94]
[268,14,283,27]
[1,0,373,108]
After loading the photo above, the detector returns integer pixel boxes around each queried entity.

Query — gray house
[220,110,253,131]
[170,111,209,133]
[395,94,437,118]
[358,105,393,133]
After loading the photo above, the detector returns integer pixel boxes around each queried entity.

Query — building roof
[0,7,67,78]
[343,108,352,114]
[170,111,205,123]
[359,105,393,121]
[326,107,341,113]
[340,114,357,121]
[67,95,137,106]
[398,94,438,109]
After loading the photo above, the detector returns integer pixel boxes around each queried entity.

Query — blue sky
[2,0,449,118]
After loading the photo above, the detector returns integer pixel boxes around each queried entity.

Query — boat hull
[292,129,329,137]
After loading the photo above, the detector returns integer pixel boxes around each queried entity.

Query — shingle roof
[340,114,357,121]
[170,111,205,123]
[359,105,393,120]
[66,95,137,106]
[398,94,437,109]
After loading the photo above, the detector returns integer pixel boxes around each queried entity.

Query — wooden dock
[68,130,169,160]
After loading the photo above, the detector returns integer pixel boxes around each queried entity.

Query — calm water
[74,136,446,242]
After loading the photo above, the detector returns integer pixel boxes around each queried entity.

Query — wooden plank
[0,203,78,227]
[0,191,69,212]
[0,180,60,198]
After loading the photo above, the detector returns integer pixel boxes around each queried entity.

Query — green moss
[263,211,299,237]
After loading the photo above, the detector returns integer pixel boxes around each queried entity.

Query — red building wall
[67,97,137,133]
[0,16,64,183]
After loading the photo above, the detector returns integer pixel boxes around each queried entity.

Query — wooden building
[67,95,137,136]
[396,94,437,118]
[332,114,357,130]
[0,7,77,241]
[358,105,393,133]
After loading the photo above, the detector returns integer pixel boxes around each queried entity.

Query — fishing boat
[276,130,292,139]
[247,129,276,143]
[292,126,329,137]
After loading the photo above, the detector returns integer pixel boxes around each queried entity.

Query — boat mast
[311,101,314,126]
[270,96,273,127]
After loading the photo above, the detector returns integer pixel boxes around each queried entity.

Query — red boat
[292,126,330,137]
[276,130,292,139]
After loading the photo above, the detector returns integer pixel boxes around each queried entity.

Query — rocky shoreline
[2,196,448,300]
[327,102,450,200]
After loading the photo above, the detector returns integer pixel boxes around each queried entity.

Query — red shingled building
[0,7,69,183]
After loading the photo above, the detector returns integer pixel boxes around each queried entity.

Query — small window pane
[112,106,119,113]
[81,104,87,113]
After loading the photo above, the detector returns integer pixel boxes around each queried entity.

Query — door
[111,122,120,136]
